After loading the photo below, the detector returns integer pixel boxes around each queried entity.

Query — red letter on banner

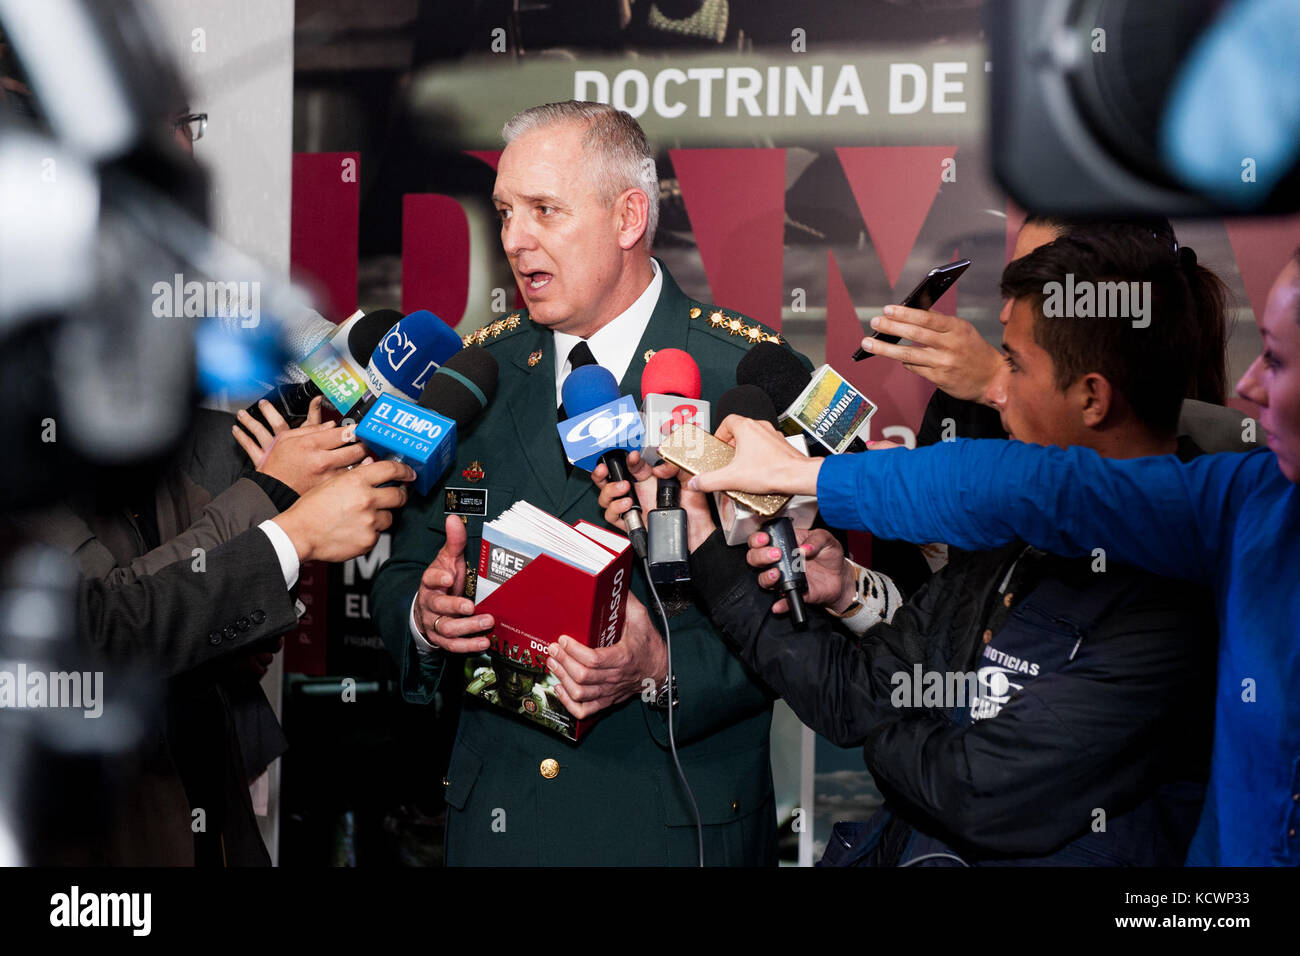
[291,152,359,322]
[402,195,470,323]
[670,148,786,329]
[836,146,955,288]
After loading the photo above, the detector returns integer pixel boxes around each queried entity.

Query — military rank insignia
[692,305,782,345]
[462,461,486,483]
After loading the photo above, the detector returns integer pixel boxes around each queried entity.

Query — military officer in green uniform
[372,100,809,865]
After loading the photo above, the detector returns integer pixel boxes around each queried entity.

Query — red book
[465,503,632,740]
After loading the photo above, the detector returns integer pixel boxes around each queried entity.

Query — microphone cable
[641,555,704,867]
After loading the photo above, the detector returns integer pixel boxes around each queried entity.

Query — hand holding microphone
[271,459,415,563]
[233,396,368,495]
[688,415,823,498]
[700,386,815,628]
[592,451,661,533]
[747,527,856,615]
[557,364,649,559]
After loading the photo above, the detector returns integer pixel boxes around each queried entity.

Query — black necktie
[559,340,598,475]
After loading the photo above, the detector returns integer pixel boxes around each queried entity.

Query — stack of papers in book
[477,501,627,601]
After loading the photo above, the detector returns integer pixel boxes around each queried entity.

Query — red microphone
[640,350,707,586]
[641,348,701,400]
[641,349,710,461]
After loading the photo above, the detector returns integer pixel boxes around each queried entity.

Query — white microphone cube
[641,394,711,465]
[715,434,819,545]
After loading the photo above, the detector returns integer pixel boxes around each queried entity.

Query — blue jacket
[819,442,1300,865]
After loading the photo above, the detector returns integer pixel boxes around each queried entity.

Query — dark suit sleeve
[78,527,299,678]
[637,598,777,747]
[180,407,260,498]
[96,478,282,587]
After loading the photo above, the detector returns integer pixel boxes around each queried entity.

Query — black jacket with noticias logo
[692,442,1216,865]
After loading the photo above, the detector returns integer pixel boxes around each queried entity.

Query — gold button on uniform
[1003,593,1014,607]
[540,758,560,779]
[442,776,450,789]
[730,800,740,813]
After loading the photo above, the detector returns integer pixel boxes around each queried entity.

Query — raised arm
[815,439,1261,586]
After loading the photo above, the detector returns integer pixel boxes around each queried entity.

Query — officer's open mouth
[524,271,552,291]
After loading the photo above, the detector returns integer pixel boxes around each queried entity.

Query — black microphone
[717,384,809,629]
[648,476,689,586]
[736,343,868,455]
[241,308,402,425]
[418,344,500,427]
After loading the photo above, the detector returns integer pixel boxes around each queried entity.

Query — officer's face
[1237,258,1300,483]
[493,121,628,336]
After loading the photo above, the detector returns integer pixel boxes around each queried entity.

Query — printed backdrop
[285,6,1300,861]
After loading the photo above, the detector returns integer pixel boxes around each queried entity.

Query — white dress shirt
[410,258,663,652]
[551,257,662,407]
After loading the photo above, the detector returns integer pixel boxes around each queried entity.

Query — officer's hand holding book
[414,514,495,652]
[546,592,667,720]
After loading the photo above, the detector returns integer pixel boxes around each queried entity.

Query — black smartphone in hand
[853,258,972,360]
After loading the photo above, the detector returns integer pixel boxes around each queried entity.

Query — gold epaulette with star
[689,305,784,347]
[461,312,525,347]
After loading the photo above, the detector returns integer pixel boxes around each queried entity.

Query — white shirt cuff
[259,519,301,590]
[410,595,440,655]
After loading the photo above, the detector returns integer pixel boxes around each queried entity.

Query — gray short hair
[503,101,659,248]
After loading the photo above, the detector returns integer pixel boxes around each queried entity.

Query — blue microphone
[355,345,498,496]
[558,365,648,559]
[345,309,464,425]
[364,309,464,401]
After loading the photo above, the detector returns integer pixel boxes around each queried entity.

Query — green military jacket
[373,260,807,865]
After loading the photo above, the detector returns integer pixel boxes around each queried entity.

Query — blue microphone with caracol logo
[558,365,648,560]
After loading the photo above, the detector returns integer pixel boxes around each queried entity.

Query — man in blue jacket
[694,247,1300,867]
[661,231,1219,864]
